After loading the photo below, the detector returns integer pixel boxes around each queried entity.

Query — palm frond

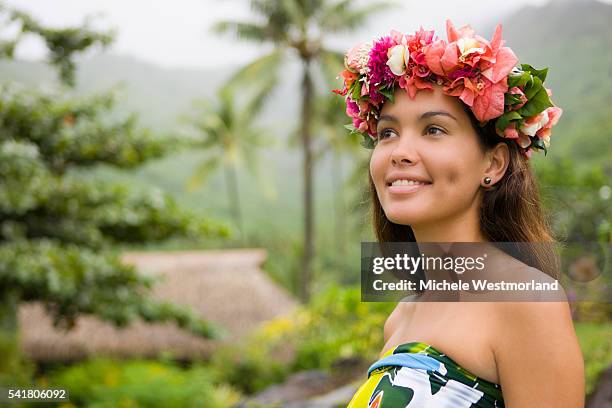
[301,0,325,20]
[280,0,306,30]
[317,48,344,88]
[248,0,293,43]
[212,21,269,43]
[221,49,283,99]
[241,75,278,120]
[186,156,221,192]
[318,0,397,33]
[241,142,278,201]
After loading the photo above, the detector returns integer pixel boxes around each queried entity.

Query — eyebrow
[378,111,458,124]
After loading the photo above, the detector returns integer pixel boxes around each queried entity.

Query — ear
[482,142,509,186]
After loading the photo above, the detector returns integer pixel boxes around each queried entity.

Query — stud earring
[483,177,492,185]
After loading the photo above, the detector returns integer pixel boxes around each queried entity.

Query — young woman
[334,21,585,407]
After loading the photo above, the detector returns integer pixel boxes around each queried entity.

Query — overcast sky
[4,0,604,69]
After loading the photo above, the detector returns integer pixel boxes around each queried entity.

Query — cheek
[428,149,482,191]
[446,168,460,185]
[369,148,386,185]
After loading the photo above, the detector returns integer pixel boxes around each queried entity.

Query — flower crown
[332,20,562,158]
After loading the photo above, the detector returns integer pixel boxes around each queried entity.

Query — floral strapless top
[347,342,504,407]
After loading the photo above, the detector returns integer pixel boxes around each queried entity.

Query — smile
[387,179,432,194]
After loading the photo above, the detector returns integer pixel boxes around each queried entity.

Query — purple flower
[346,98,359,117]
[367,36,397,87]
[447,66,479,80]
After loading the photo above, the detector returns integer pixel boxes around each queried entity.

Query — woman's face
[369,85,489,228]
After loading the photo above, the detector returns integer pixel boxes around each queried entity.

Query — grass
[575,321,612,395]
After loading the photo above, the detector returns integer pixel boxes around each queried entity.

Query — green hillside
[0,0,609,288]
[490,0,612,166]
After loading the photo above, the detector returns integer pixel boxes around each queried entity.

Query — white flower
[520,113,550,136]
[386,44,409,76]
[457,38,485,62]
[345,41,373,75]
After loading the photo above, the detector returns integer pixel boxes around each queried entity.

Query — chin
[384,206,433,227]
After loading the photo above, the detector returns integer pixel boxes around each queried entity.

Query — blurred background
[0,0,610,406]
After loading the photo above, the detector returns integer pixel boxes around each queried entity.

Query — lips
[385,172,433,186]
[385,173,432,195]
[387,182,431,195]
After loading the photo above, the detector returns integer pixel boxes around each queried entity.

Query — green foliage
[534,157,610,243]
[216,0,394,301]
[575,322,612,395]
[0,7,230,388]
[0,240,224,338]
[0,85,179,173]
[208,284,394,394]
[183,90,275,190]
[494,64,555,154]
[498,0,612,167]
[0,86,229,338]
[207,286,612,399]
[0,137,227,248]
[289,284,393,370]
[2,4,114,87]
[209,343,288,395]
[43,358,240,408]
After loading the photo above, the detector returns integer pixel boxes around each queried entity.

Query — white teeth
[391,179,426,186]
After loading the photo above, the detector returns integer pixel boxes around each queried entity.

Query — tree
[0,4,227,383]
[184,87,275,242]
[313,94,361,257]
[214,0,392,301]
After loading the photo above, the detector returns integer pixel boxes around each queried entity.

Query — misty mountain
[0,0,609,242]
[488,0,612,163]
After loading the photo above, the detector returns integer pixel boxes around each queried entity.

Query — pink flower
[521,112,549,136]
[517,133,532,149]
[339,69,358,91]
[368,86,385,106]
[346,98,359,117]
[390,29,406,45]
[336,23,560,160]
[545,106,563,126]
[471,79,507,121]
[408,27,436,63]
[422,20,518,121]
[346,96,379,137]
[398,74,433,98]
[368,36,398,87]
[497,122,519,139]
[345,42,373,74]
[360,79,370,97]
[508,86,528,111]
[535,106,563,140]
[443,21,518,83]
[423,39,448,76]
[353,116,366,131]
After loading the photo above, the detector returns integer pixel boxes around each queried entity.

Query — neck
[411,206,487,243]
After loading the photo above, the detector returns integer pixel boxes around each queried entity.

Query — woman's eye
[426,125,446,136]
[377,128,397,140]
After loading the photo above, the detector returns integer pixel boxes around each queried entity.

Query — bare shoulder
[383,301,415,344]
[490,300,585,407]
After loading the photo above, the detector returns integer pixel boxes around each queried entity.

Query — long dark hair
[368,104,560,279]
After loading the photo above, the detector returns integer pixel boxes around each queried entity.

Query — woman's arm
[493,301,585,407]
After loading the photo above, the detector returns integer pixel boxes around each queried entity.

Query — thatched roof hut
[19,248,297,362]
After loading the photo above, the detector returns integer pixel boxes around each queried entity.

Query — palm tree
[314,94,362,257]
[215,0,392,302]
[185,87,274,243]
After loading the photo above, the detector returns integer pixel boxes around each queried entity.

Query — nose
[390,134,419,166]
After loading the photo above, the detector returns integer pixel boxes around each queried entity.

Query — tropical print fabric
[347,342,504,407]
